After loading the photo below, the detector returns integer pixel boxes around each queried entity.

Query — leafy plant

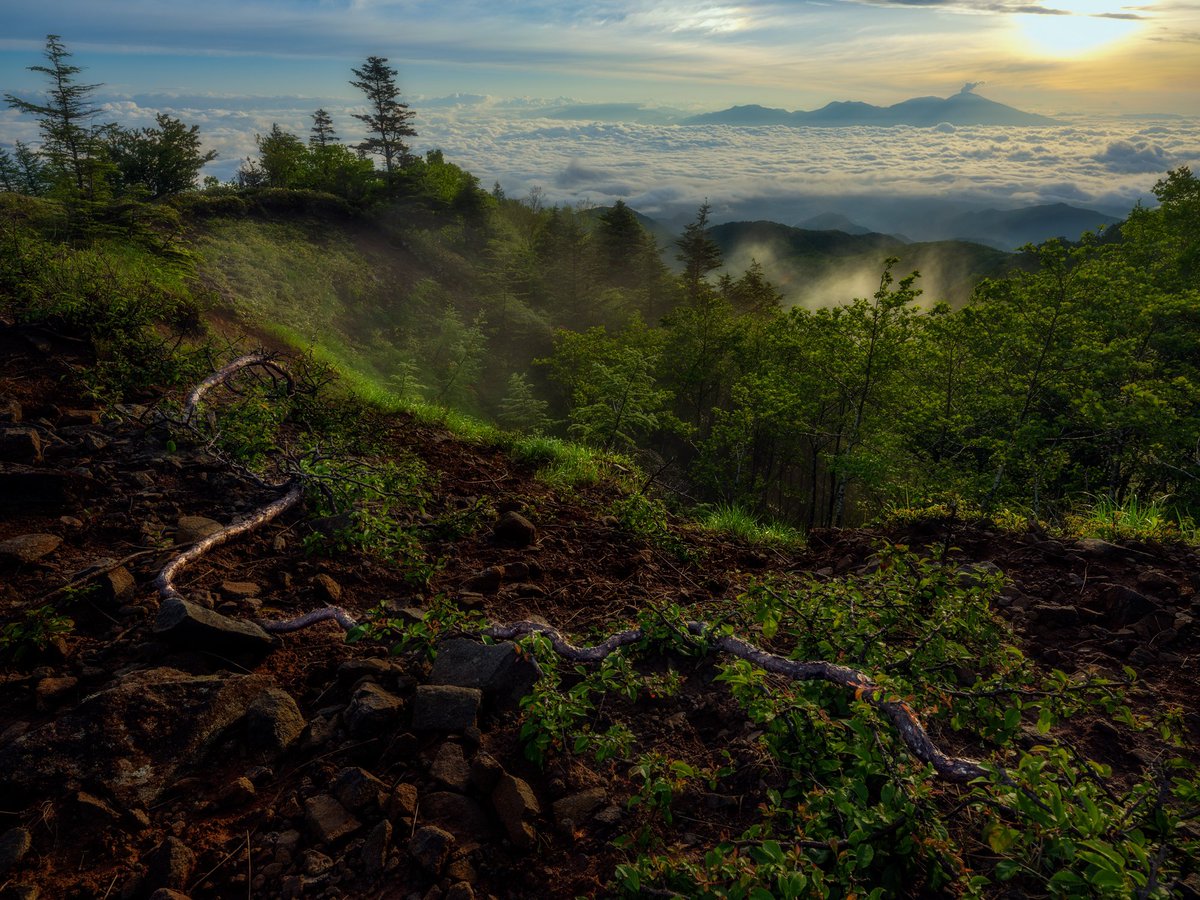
[1,605,74,664]
[345,594,484,660]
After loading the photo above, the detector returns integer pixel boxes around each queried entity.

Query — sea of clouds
[2,92,1196,233]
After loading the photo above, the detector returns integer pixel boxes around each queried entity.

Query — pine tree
[350,56,416,181]
[498,372,550,434]
[309,108,338,148]
[675,201,723,304]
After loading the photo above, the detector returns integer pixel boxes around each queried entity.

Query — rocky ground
[1,323,1198,899]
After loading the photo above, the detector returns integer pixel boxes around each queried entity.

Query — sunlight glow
[1014,0,1144,58]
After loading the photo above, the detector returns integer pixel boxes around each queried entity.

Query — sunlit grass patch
[700,502,804,547]
[506,434,627,489]
[1065,494,1196,543]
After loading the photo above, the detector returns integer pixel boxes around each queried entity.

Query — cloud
[1092,138,1175,172]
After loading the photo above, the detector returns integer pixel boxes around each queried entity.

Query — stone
[1136,569,1178,593]
[333,766,387,813]
[445,884,475,900]
[421,792,495,845]
[429,639,538,706]
[3,886,39,900]
[956,561,1003,588]
[148,891,192,900]
[551,788,606,829]
[220,581,261,598]
[0,827,32,874]
[1077,538,1125,559]
[360,820,392,876]
[0,667,274,807]
[175,516,222,545]
[74,791,120,822]
[245,688,306,757]
[1029,603,1080,627]
[492,774,540,849]
[388,782,419,821]
[409,825,455,875]
[429,742,472,792]
[312,573,342,603]
[34,676,77,708]
[0,533,61,565]
[155,596,275,654]
[301,849,334,877]
[146,836,196,891]
[60,409,102,426]
[410,685,481,733]
[463,566,503,594]
[492,511,536,547]
[593,804,623,826]
[0,398,21,423]
[103,566,136,602]
[0,427,42,464]
[345,682,404,738]
[1096,584,1158,626]
[469,753,504,793]
[304,794,361,844]
[218,777,257,808]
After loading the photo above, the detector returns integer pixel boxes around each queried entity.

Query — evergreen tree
[675,201,723,304]
[107,114,216,198]
[309,108,338,148]
[498,372,550,434]
[350,56,416,180]
[4,35,109,198]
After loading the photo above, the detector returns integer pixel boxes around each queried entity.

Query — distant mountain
[939,203,1121,249]
[685,90,1057,127]
[795,213,877,236]
[705,221,1016,307]
[539,103,684,124]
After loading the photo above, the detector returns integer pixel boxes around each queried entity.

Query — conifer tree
[350,56,416,181]
[309,108,338,148]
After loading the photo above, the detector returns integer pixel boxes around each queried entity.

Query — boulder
[303,794,361,844]
[344,682,404,738]
[492,511,536,547]
[428,638,538,706]
[145,837,196,891]
[0,827,32,874]
[0,427,42,464]
[492,774,540,849]
[155,596,275,654]
[333,766,387,813]
[429,742,472,792]
[0,533,61,565]
[421,792,495,846]
[551,788,607,829]
[312,574,342,603]
[175,516,222,545]
[411,685,481,733]
[0,667,274,806]
[244,688,306,757]
[409,825,455,875]
[360,820,392,876]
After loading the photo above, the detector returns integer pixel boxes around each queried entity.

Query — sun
[1014,0,1144,58]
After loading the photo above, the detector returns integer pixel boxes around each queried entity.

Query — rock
[148,891,192,900]
[0,827,32,874]
[430,742,472,792]
[0,427,42,464]
[421,792,495,845]
[175,516,222,545]
[60,409,101,426]
[34,675,77,708]
[155,596,275,654]
[312,573,342,603]
[1096,584,1158,626]
[103,566,136,602]
[551,788,606,829]
[411,685,482,733]
[445,884,475,900]
[470,752,504,793]
[463,566,504,594]
[593,804,623,826]
[73,791,120,822]
[146,836,196,891]
[388,782,419,821]
[344,682,404,738]
[304,794,361,844]
[956,561,1003,588]
[492,511,536,547]
[360,820,392,876]
[220,581,261,598]
[301,849,334,877]
[409,825,455,875]
[333,766,387,813]
[1077,538,1125,559]
[1029,603,1080,627]
[218,776,257,808]
[492,774,540,849]
[245,688,306,757]
[0,398,21,423]
[429,639,539,707]
[0,667,274,807]
[3,885,39,900]
[0,533,61,565]
[1136,569,1178,593]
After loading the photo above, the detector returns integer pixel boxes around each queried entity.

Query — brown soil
[1,323,1197,900]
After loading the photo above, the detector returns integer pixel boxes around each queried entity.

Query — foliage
[701,502,804,547]
[1,605,74,665]
[349,55,417,178]
[346,594,485,660]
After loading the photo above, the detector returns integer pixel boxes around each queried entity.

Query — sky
[1,0,1198,226]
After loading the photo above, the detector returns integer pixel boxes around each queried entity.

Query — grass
[700,502,804,547]
[1066,494,1197,543]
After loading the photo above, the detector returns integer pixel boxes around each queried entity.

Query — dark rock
[1136,569,1177,593]
[301,849,334,877]
[146,836,195,891]
[429,638,538,706]
[410,685,481,732]
[3,885,39,900]
[155,596,275,654]
[492,774,540,849]
[0,533,61,565]
[60,409,101,426]
[304,794,361,844]
[492,511,536,547]
[333,766,387,813]
[175,516,222,545]
[1077,538,1125,559]
[0,827,32,874]
[445,884,475,900]
[430,742,472,792]
[34,676,77,709]
[388,782,419,821]
[469,752,504,793]
[0,427,42,464]
[218,777,257,808]
[1030,603,1080,627]
[245,688,306,757]
[0,398,21,423]
[220,581,261,598]
[74,791,120,822]
[593,804,623,826]
[410,825,455,875]
[551,788,606,829]
[360,820,392,876]
[345,682,404,738]
[1096,584,1158,626]
[0,667,274,806]
[147,891,192,900]
[312,573,342,603]
[463,566,503,594]
[956,561,1003,588]
[421,792,495,846]
[455,592,486,610]
[103,566,136,602]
